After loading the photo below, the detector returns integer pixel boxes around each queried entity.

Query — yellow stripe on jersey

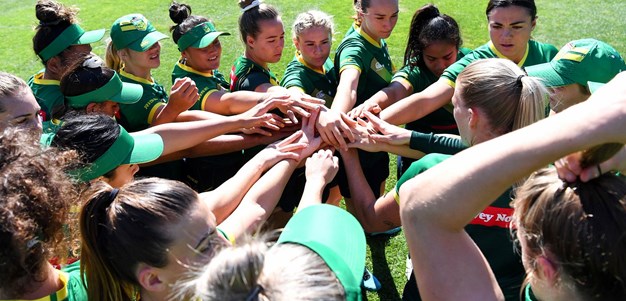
[33,72,60,86]
[391,77,414,90]
[445,77,456,88]
[488,41,530,66]
[147,102,165,125]
[200,89,219,111]
[339,65,362,74]
[120,69,154,85]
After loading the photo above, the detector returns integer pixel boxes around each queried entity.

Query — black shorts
[185,151,244,193]
[275,166,336,212]
[336,149,390,199]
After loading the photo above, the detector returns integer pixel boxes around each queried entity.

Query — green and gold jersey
[118,69,168,132]
[396,153,524,301]
[28,70,64,121]
[280,54,337,107]
[229,56,279,92]
[12,261,88,301]
[172,60,230,111]
[393,48,471,134]
[334,25,395,106]
[442,40,558,87]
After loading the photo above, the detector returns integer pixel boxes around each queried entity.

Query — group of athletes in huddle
[1,0,626,300]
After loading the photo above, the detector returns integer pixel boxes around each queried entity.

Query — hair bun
[35,0,77,26]
[238,0,260,12]
[169,2,192,24]
[420,4,441,20]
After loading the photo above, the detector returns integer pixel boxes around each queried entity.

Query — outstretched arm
[296,149,339,212]
[349,80,413,118]
[380,78,454,126]
[399,72,626,301]
[137,112,282,156]
[200,131,306,223]
[216,108,323,239]
[339,148,401,233]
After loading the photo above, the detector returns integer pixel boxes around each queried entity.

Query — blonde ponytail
[105,40,123,72]
[456,58,548,136]
[513,74,547,131]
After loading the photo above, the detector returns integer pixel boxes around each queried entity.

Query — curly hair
[0,127,78,298]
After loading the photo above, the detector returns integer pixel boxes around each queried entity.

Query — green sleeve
[409,131,467,154]
[337,39,367,72]
[395,153,451,195]
[63,260,88,301]
[118,83,167,132]
[441,53,477,85]
[281,62,308,91]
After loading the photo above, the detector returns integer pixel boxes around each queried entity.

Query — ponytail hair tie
[241,0,261,12]
[516,74,526,86]
[108,188,120,203]
[245,284,264,301]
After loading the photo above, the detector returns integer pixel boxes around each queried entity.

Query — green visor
[42,125,164,182]
[277,204,366,301]
[38,24,105,61]
[111,14,168,52]
[65,72,143,108]
[177,21,230,51]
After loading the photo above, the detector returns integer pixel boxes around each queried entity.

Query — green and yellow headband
[37,24,105,61]
[177,21,230,51]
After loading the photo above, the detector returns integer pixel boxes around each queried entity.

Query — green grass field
[1,0,624,300]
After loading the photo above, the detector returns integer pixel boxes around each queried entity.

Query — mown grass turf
[1,1,624,300]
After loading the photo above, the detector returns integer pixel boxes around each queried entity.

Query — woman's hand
[168,77,199,113]
[348,101,382,119]
[556,146,626,182]
[305,148,339,185]
[316,108,356,151]
[363,111,412,146]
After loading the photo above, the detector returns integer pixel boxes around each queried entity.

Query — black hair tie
[245,284,264,301]
[517,74,526,86]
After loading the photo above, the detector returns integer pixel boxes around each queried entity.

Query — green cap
[526,39,626,89]
[277,204,365,301]
[42,125,164,182]
[110,14,168,52]
[65,72,143,108]
[38,23,105,61]
[177,21,230,51]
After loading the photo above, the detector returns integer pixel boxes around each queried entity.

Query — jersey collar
[355,26,382,48]
[176,59,215,78]
[12,270,71,301]
[296,52,325,75]
[119,69,155,85]
[33,71,60,86]
[488,41,529,67]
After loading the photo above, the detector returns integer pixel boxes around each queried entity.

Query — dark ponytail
[52,114,119,167]
[238,0,280,42]
[404,4,462,68]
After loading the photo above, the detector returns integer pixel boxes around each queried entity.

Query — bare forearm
[297,178,326,212]
[380,79,453,125]
[218,159,299,239]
